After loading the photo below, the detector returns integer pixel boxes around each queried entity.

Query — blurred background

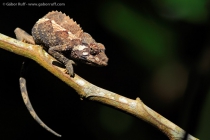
[0,0,210,139]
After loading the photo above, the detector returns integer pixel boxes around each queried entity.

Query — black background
[1,0,209,139]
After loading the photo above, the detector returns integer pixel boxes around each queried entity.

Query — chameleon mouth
[83,53,108,66]
[91,53,108,66]
[99,57,108,66]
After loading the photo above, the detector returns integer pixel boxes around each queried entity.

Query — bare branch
[0,33,199,140]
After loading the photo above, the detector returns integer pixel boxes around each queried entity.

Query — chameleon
[14,11,108,137]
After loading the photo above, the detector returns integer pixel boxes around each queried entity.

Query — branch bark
[0,33,199,140]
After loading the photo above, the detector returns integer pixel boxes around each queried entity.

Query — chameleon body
[15,11,108,137]
[32,11,108,76]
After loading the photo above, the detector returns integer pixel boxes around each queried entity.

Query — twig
[0,33,199,140]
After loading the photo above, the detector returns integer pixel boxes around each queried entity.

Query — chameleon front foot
[65,60,76,77]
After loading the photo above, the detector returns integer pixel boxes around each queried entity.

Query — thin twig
[0,33,199,140]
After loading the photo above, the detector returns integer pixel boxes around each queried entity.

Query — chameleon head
[71,44,108,66]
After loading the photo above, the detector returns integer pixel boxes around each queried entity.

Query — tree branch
[0,33,199,140]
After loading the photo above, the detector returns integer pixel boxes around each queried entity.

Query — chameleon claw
[65,60,75,77]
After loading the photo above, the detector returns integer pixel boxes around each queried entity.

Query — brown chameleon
[16,11,108,76]
[15,11,108,137]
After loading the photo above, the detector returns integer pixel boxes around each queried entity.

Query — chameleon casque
[15,11,108,137]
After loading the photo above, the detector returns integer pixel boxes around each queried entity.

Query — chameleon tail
[19,76,61,137]
[15,27,62,137]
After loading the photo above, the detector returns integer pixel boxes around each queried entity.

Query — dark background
[0,0,210,139]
